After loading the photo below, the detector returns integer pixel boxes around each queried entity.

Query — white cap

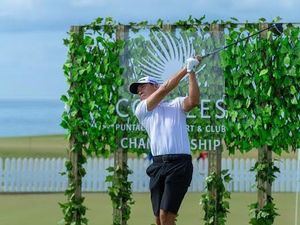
[129,76,161,94]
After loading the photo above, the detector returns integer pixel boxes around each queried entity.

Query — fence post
[0,158,2,192]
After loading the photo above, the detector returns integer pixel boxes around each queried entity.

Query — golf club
[201,23,284,59]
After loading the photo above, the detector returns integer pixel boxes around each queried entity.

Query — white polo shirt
[135,97,191,156]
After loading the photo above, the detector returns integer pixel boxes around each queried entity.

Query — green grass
[0,136,298,224]
[0,134,297,159]
[0,192,299,225]
[0,135,68,158]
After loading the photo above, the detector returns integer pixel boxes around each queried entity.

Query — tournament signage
[111,28,225,152]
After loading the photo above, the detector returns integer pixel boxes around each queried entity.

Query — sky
[0,0,299,100]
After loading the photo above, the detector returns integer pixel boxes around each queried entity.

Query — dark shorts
[146,154,193,217]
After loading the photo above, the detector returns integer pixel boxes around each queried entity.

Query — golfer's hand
[195,55,202,63]
[186,56,201,73]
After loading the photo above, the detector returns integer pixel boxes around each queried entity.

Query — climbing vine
[249,159,280,225]
[222,18,300,224]
[106,163,135,225]
[200,169,232,225]
[222,19,300,154]
[60,15,299,225]
[60,17,125,225]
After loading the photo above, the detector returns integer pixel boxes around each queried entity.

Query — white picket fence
[0,157,299,193]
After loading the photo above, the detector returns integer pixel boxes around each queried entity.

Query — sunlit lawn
[0,192,299,225]
[0,135,298,225]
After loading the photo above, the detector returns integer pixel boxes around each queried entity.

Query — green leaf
[224,174,232,182]
[273,16,282,22]
[246,98,251,108]
[267,87,272,97]
[288,67,297,77]
[271,128,280,139]
[105,176,113,182]
[106,166,115,172]
[222,201,230,209]
[230,17,239,22]
[291,96,298,104]
[290,85,297,95]
[84,36,94,45]
[79,69,86,75]
[231,111,238,122]
[60,95,68,103]
[259,69,268,76]
[284,55,290,67]
[258,17,267,22]
[280,45,289,54]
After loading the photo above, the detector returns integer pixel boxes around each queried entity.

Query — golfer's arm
[146,68,187,111]
[183,72,200,112]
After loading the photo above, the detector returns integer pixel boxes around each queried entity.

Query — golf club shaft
[202,24,275,59]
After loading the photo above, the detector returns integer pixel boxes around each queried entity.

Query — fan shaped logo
[130,31,205,83]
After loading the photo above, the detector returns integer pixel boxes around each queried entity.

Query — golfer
[129,56,201,225]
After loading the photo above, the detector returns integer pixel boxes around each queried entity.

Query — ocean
[0,99,65,137]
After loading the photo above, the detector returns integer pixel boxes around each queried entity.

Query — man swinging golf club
[129,56,202,225]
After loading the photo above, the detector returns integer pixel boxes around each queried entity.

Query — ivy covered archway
[59,17,300,225]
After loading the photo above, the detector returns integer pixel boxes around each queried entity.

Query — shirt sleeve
[172,97,186,111]
[134,100,149,121]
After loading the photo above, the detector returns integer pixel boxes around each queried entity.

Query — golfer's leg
[159,180,190,225]
[146,162,164,224]
[151,185,163,225]
[159,209,177,225]
[160,160,193,223]
[155,216,161,225]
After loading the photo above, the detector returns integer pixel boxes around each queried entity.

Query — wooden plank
[256,23,273,208]
[67,25,84,222]
[112,24,130,225]
[207,23,224,225]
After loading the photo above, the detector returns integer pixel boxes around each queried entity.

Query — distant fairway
[0,135,68,158]
[0,192,299,225]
